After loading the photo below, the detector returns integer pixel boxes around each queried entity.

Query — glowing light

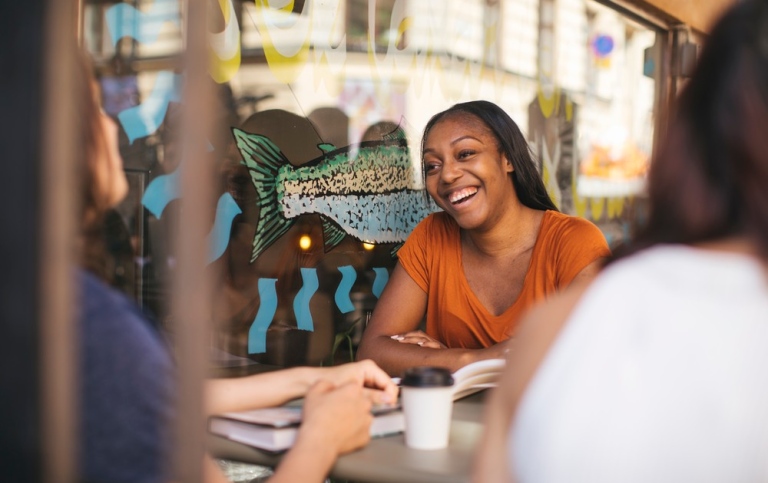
[362,242,375,251]
[299,235,312,250]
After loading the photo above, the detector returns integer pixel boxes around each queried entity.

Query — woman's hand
[272,380,374,481]
[390,330,447,349]
[317,359,398,406]
[298,380,374,455]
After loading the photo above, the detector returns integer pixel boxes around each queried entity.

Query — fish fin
[321,217,347,252]
[382,126,406,142]
[317,143,337,154]
[232,128,295,262]
[390,243,403,258]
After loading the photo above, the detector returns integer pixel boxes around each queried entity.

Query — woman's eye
[457,150,475,159]
[424,163,440,173]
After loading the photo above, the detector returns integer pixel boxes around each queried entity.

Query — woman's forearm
[357,334,498,376]
[205,367,317,415]
[205,361,398,415]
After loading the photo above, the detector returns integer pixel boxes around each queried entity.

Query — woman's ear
[503,155,514,174]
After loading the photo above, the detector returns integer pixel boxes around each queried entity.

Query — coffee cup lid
[401,366,454,387]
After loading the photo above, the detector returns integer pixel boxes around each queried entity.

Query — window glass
[82,0,659,368]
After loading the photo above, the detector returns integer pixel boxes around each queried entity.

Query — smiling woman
[356,100,611,376]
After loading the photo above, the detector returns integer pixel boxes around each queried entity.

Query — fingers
[391,329,428,340]
[304,381,373,419]
[362,387,400,407]
[418,340,444,349]
[322,360,399,404]
[301,381,374,455]
[354,360,399,404]
[390,330,446,349]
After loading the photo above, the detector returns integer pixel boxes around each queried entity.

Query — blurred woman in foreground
[475,2,768,481]
[75,52,397,483]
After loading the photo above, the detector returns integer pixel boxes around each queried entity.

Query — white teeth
[449,187,478,204]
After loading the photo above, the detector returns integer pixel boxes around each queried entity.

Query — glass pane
[83,0,659,369]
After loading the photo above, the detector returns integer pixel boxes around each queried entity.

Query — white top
[510,245,768,483]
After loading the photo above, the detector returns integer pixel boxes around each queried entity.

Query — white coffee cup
[400,366,455,450]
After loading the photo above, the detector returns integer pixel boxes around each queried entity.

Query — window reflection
[84,0,660,368]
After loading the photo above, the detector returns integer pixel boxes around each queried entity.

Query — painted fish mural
[233,127,439,262]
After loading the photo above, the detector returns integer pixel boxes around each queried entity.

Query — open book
[389,358,506,400]
[209,403,404,453]
[450,358,506,400]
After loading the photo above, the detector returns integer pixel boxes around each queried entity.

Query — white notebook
[210,404,404,453]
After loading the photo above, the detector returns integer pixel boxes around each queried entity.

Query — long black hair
[612,0,768,262]
[420,100,558,212]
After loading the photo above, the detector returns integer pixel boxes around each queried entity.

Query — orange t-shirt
[397,210,611,349]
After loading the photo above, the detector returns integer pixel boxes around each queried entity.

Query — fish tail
[233,128,295,262]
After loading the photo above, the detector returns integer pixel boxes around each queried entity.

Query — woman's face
[422,114,516,230]
[95,111,129,208]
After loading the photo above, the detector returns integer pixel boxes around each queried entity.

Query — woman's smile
[448,186,478,205]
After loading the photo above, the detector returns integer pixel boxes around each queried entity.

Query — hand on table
[299,380,374,455]
[268,365,394,482]
[318,359,398,406]
[391,330,447,349]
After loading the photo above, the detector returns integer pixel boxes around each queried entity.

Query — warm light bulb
[362,242,375,251]
[299,235,312,250]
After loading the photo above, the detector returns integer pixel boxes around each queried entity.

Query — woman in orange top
[356,100,610,376]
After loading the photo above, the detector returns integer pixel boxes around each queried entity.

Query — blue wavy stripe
[141,142,215,219]
[293,268,319,331]
[372,267,390,299]
[105,0,180,46]
[334,265,357,314]
[207,193,242,263]
[248,278,278,354]
[117,71,181,144]
[141,168,179,218]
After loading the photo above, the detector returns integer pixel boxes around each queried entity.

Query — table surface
[209,390,488,483]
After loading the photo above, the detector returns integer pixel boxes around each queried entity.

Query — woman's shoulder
[540,210,606,244]
[421,210,453,227]
[399,211,457,264]
[411,210,456,238]
[78,270,167,351]
[542,210,599,231]
[535,211,611,271]
[80,270,139,316]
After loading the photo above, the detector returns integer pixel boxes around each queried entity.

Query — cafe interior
[1,0,737,481]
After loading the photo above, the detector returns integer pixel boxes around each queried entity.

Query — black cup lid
[401,366,454,387]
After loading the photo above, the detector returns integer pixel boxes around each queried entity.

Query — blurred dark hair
[75,50,113,279]
[420,100,558,212]
[613,0,768,262]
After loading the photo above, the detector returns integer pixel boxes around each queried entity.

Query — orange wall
[640,0,737,32]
